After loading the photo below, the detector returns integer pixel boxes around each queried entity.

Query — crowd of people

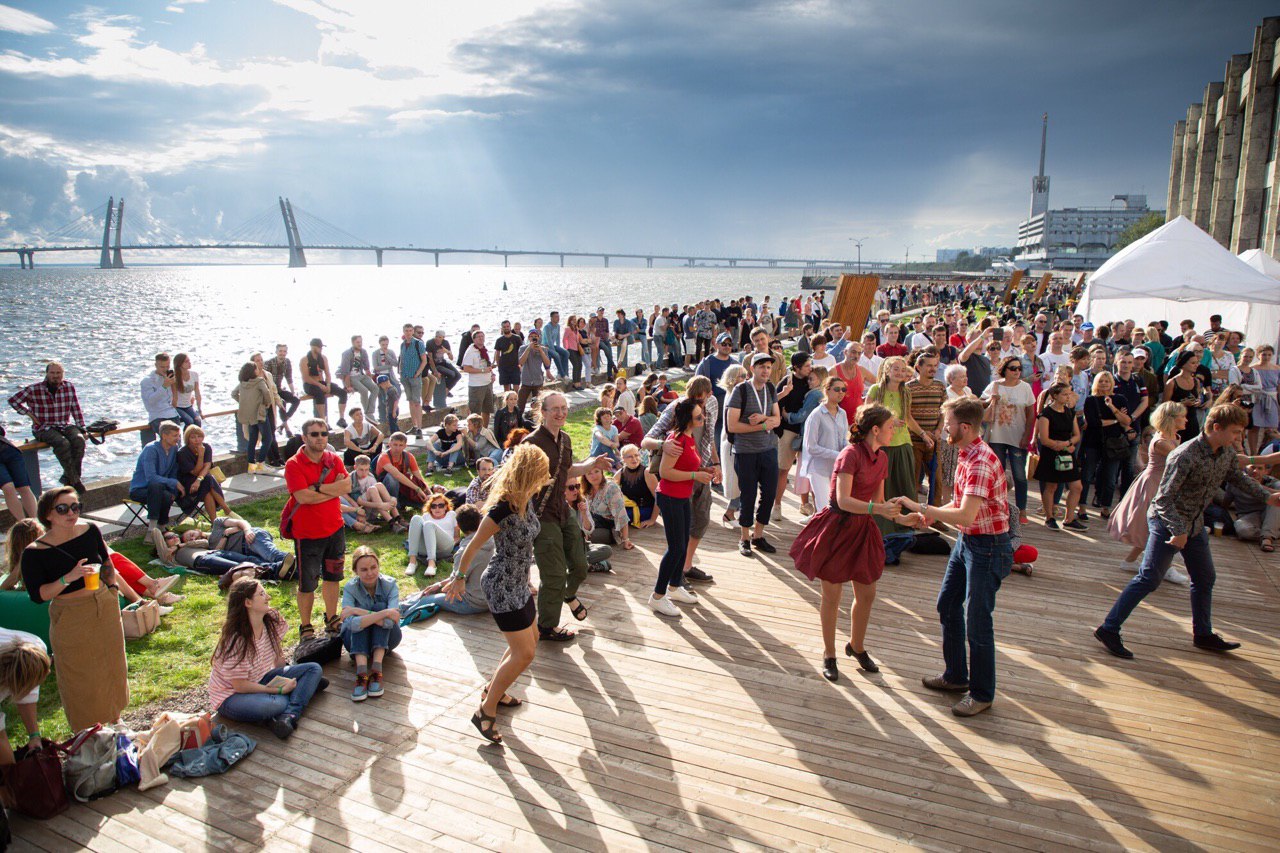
[2,277,1279,765]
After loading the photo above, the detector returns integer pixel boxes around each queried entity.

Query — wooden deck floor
[12,489,1280,852]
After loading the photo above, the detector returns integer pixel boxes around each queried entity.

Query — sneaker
[337,417,348,428]
[1119,558,1139,571]
[952,696,992,717]
[799,502,815,517]
[366,672,384,697]
[352,673,369,702]
[648,594,681,618]
[684,566,714,583]
[268,713,295,739]
[1164,566,1190,585]
[1045,517,1059,530]
[1193,633,1241,653]
[423,562,437,578]
[412,427,423,438]
[588,561,613,573]
[316,677,329,694]
[1064,519,1088,531]
[406,561,418,576]
[751,537,777,554]
[1077,508,1089,520]
[157,605,173,616]
[151,574,182,599]
[921,675,970,692]
[738,539,753,557]
[281,553,295,578]
[1018,513,1030,525]
[1093,626,1133,659]
[668,585,698,604]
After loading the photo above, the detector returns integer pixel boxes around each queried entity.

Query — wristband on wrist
[867,500,874,514]
[60,575,70,586]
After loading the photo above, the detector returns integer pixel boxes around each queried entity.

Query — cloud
[0,122,265,174]
[0,3,55,35]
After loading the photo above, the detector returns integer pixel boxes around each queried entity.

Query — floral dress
[480,499,541,616]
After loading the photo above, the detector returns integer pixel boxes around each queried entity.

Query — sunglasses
[1005,366,1023,372]
[307,431,329,437]
[830,386,848,393]
[54,502,82,514]
[566,484,580,491]
[429,502,449,509]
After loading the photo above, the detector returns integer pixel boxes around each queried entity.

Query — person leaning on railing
[8,361,88,495]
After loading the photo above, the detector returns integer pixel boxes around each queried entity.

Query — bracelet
[277,686,283,695]
[60,576,70,586]
[867,500,874,514]
[108,584,119,592]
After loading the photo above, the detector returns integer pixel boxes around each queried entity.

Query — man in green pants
[526,392,613,642]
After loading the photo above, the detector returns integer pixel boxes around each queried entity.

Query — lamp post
[849,236,867,274]
[904,244,912,276]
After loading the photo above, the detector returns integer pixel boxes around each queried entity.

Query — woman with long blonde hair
[444,443,551,743]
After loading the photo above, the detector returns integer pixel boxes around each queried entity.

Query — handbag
[1103,433,1129,460]
[0,738,69,819]
[1025,451,1040,481]
[59,725,120,802]
[1054,453,1075,472]
[121,599,161,639]
[280,462,332,539]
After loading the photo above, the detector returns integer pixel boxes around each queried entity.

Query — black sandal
[298,624,316,641]
[470,707,503,743]
[324,613,343,635]
[539,625,577,642]
[483,686,523,707]
[566,597,588,621]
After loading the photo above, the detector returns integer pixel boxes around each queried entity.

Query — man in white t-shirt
[858,331,884,380]
[460,329,496,427]
[1039,331,1069,377]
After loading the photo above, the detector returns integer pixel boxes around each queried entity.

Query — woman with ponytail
[789,404,924,682]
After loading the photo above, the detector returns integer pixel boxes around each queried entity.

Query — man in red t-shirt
[613,406,646,449]
[875,323,908,358]
[284,417,351,638]
[376,433,427,507]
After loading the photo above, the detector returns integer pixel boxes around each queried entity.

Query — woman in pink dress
[1107,401,1190,585]
[789,404,923,682]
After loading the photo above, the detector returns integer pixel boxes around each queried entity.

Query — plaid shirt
[953,438,1009,535]
[8,380,85,430]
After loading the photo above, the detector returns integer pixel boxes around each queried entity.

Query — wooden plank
[1001,269,1025,305]
[830,274,880,336]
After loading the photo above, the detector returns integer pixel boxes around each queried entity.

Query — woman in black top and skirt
[1034,382,1084,530]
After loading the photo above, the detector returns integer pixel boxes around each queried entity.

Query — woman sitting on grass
[405,494,460,577]
[340,546,401,702]
[589,407,621,463]
[349,454,405,531]
[208,577,326,740]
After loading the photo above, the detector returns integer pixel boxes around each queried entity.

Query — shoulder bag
[1,738,69,819]
[280,461,333,539]
[121,599,161,639]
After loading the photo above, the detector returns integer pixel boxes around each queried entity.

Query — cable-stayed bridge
[1,197,886,271]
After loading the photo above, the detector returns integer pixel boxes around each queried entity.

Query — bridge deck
[11,490,1280,851]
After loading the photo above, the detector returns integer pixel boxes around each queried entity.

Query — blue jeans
[430,448,464,469]
[989,443,1027,511]
[546,345,570,378]
[655,492,691,594]
[377,383,400,429]
[734,447,778,529]
[341,620,402,658]
[245,420,270,464]
[1102,518,1216,637]
[937,532,1012,703]
[130,481,177,524]
[174,406,201,427]
[217,663,323,723]
[431,378,449,410]
[638,337,653,366]
[1080,444,1120,508]
[417,592,489,615]
[246,529,289,564]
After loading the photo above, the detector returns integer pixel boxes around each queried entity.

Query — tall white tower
[1029,113,1050,218]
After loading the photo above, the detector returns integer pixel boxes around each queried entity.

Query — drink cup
[83,563,101,590]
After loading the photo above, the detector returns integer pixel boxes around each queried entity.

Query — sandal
[483,686,524,708]
[566,597,588,621]
[470,707,503,743]
[325,614,343,635]
[299,624,316,641]
[1262,538,1275,553]
[1013,563,1034,576]
[538,625,577,642]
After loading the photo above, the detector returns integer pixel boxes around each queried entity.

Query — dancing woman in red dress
[790,404,924,682]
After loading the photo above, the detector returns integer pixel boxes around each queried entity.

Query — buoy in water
[502,281,507,291]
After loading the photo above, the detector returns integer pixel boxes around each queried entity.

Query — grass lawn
[12,386,665,742]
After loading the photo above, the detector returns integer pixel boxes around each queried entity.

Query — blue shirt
[130,440,180,492]
[399,338,426,380]
[543,321,562,349]
[613,318,634,339]
[341,574,400,632]
[140,372,178,421]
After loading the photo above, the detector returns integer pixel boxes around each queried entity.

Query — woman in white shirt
[405,494,460,577]
[798,376,850,511]
[982,356,1037,521]
[0,628,50,763]
[171,353,203,427]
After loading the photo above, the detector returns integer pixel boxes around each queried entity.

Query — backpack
[60,725,121,802]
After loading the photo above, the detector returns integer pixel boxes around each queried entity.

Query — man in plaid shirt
[896,396,1013,718]
[8,361,87,493]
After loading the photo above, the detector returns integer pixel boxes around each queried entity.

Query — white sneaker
[423,563,437,578]
[668,585,698,604]
[1165,566,1190,585]
[1120,559,1140,572]
[405,561,418,576]
[648,594,681,617]
[157,605,174,616]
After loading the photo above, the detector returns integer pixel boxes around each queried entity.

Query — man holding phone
[517,329,550,415]
[140,353,179,439]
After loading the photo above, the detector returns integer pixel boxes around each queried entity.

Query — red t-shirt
[876,342,908,358]
[376,449,420,480]
[284,449,347,540]
[949,333,967,349]
[616,416,646,449]
[656,433,701,500]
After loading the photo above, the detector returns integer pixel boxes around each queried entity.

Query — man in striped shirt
[8,361,87,493]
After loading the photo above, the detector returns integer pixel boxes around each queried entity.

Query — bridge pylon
[111,198,125,268]
[99,197,114,269]
[279,197,307,268]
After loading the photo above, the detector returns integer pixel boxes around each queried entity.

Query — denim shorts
[0,442,30,489]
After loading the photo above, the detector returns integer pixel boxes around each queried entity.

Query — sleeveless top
[618,464,655,507]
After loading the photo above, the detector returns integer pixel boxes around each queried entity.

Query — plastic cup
[83,563,101,591]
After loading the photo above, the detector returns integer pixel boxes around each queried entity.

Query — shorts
[778,432,801,470]
[294,527,346,594]
[498,367,521,387]
[401,376,423,403]
[491,594,536,633]
[303,382,330,404]
[690,480,711,539]
[468,384,496,416]
[0,442,30,489]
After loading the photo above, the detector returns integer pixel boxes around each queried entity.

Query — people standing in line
[301,339,347,429]
[461,329,497,429]
[1033,382,1085,531]
[526,392,613,642]
[232,361,278,475]
[446,444,551,743]
[141,352,180,438]
[208,577,325,740]
[337,335,379,415]
[170,353,203,427]
[517,328,550,415]
[20,486,129,731]
[792,404,924,681]
[8,362,88,494]
[264,344,302,437]
[128,421,185,528]
[283,417,350,640]
[982,356,1036,524]
[726,353,782,557]
[1080,371,1131,522]
[797,375,850,513]
[1094,404,1280,660]
[176,424,231,520]
[648,399,716,618]
[1107,402,1190,583]
[340,546,401,702]
[399,324,428,436]
[894,397,1013,718]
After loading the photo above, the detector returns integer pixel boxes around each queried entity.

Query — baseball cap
[751,352,775,366]
[310,338,324,347]
[435,329,446,337]
[716,333,733,345]
[375,373,391,384]
[1133,349,1148,360]
[1080,322,1094,331]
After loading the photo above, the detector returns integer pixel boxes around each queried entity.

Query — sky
[0,0,1274,264]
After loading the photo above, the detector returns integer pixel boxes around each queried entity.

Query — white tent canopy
[1078,216,1280,349]
[1238,247,1280,280]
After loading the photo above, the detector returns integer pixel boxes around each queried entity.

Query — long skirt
[875,443,916,537]
[50,586,129,731]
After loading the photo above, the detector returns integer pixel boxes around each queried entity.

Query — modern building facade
[1167,16,1280,254]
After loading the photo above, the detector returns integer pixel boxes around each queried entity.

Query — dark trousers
[277,389,301,424]
[694,336,712,361]
[517,384,542,416]
[734,447,779,529]
[533,513,588,630]
[1080,444,1121,508]
[1102,519,1216,637]
[937,531,1012,703]
[130,481,177,524]
[34,425,85,483]
[655,492,691,594]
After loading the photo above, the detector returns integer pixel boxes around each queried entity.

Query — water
[0,264,807,486]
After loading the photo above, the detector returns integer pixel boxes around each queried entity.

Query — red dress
[789,442,887,585]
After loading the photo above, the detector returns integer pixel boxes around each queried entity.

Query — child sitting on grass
[351,454,406,532]
[589,407,621,463]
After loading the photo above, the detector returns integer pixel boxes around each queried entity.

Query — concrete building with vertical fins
[1167,16,1280,254]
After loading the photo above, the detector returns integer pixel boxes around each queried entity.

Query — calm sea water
[0,264,807,486]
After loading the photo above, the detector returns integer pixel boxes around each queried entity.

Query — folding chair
[119,498,150,537]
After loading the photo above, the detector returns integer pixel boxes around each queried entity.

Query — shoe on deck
[1193,633,1241,653]
[738,539,753,557]
[1094,627,1133,659]
[952,696,992,717]
[1064,519,1088,531]
[648,594,681,618]
[352,673,369,702]
[1164,566,1190,585]
[684,566,714,583]
[367,672,384,697]
[268,714,295,739]
[668,585,698,604]
[921,675,969,692]
[751,537,777,554]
